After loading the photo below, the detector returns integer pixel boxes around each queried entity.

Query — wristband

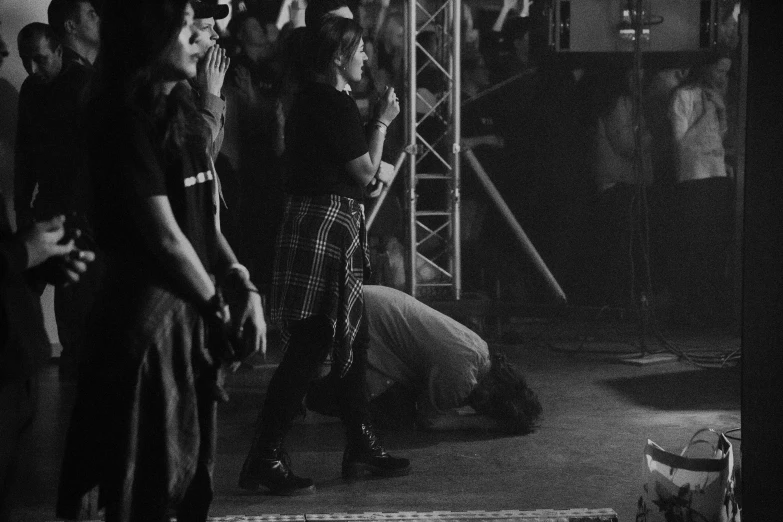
[374,119,388,128]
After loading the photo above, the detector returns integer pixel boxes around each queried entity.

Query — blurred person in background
[667,54,734,326]
[15,19,101,382]
[223,11,285,296]
[0,22,19,225]
[47,0,101,69]
[1,211,94,522]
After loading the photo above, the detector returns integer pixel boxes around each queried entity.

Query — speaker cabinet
[550,0,718,53]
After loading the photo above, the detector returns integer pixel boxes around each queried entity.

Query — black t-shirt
[285,80,368,200]
[94,104,218,279]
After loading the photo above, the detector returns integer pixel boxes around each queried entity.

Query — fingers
[220,49,230,72]
[63,258,89,275]
[55,238,77,256]
[62,268,81,285]
[258,321,267,359]
[68,248,95,264]
[79,249,96,263]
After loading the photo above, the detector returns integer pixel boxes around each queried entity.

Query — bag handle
[681,427,722,458]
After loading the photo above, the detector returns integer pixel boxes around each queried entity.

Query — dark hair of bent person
[17,22,60,50]
[468,351,542,435]
[99,0,208,160]
[311,15,363,77]
[304,0,350,34]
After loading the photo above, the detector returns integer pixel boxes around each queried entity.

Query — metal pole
[733,2,748,321]
[451,0,462,300]
[464,149,567,304]
[407,0,418,298]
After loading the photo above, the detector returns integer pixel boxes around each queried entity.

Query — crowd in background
[0,0,743,322]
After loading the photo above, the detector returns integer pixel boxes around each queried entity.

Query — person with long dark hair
[238,15,407,496]
[56,1,266,520]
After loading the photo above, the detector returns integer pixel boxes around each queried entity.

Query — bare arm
[493,0,518,32]
[346,86,400,187]
[346,125,387,187]
[135,195,216,307]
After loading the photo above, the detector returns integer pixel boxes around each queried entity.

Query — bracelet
[244,287,261,295]
[373,119,388,128]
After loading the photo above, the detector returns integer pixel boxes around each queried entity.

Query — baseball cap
[193,0,229,20]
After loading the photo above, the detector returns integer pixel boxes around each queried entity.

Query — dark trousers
[54,252,105,372]
[256,311,370,445]
[667,177,733,322]
[582,183,648,307]
[0,375,40,522]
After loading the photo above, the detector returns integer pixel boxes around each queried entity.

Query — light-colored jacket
[670,85,728,183]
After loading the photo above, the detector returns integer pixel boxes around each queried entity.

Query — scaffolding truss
[405,0,462,299]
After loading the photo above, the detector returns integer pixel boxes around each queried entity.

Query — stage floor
[8,316,740,522]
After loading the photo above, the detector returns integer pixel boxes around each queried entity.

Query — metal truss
[405,0,462,300]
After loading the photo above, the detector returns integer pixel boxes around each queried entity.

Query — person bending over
[308,285,543,435]
[56,2,266,520]
[238,16,405,496]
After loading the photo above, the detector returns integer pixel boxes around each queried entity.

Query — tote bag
[637,428,740,522]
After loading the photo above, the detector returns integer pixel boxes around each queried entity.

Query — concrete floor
[6,317,741,522]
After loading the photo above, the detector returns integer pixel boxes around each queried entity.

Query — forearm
[366,122,387,174]
[198,91,226,157]
[214,232,243,281]
[493,6,513,33]
[137,196,216,307]
[155,234,216,306]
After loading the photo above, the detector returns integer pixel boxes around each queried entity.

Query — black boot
[238,437,315,496]
[342,422,411,480]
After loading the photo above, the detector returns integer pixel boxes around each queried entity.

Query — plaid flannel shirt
[271,193,370,377]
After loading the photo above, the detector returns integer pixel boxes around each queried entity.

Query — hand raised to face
[197,45,230,96]
[376,86,400,126]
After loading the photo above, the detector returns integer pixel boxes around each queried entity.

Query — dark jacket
[0,198,49,388]
[14,49,95,225]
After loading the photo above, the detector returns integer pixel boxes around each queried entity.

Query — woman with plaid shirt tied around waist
[238,15,409,496]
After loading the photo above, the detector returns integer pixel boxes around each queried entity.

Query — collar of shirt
[343,83,352,95]
[63,46,93,70]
